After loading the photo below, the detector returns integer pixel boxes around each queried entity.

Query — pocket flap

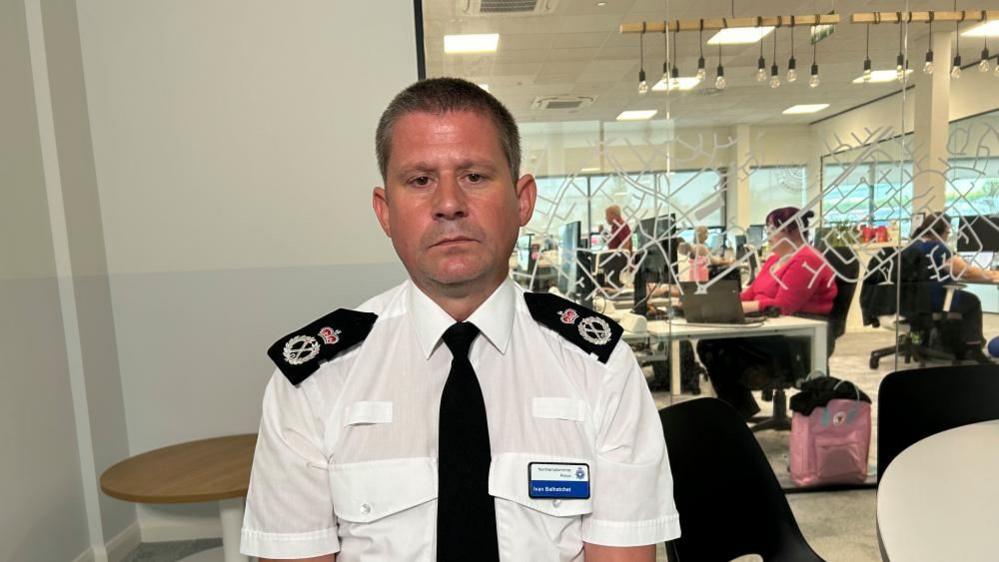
[329,457,436,523]
[488,453,593,517]
[532,397,586,422]
[344,401,393,425]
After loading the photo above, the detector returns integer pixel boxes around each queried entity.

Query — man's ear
[372,186,392,237]
[515,174,537,227]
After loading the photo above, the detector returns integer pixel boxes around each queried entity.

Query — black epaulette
[523,293,623,363]
[267,309,378,386]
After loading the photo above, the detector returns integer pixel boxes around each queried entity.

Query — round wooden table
[877,420,999,561]
[101,434,256,562]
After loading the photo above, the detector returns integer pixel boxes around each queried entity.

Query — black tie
[437,322,499,561]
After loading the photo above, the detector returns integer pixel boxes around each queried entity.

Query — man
[240,78,679,562]
[604,205,633,251]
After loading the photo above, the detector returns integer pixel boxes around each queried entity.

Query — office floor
[122,316,998,562]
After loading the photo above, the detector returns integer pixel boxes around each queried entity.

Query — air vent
[531,95,595,110]
[463,0,559,16]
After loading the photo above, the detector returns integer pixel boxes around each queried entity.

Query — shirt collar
[408,277,516,360]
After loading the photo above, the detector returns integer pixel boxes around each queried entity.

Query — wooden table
[877,420,999,561]
[101,434,256,562]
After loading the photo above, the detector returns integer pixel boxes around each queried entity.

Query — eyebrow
[394,160,499,177]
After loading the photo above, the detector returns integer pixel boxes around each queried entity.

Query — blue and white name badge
[528,462,590,499]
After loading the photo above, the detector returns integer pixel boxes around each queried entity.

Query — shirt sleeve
[582,342,681,547]
[240,372,340,558]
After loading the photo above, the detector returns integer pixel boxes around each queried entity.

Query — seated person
[697,207,837,419]
[603,204,633,251]
[686,226,732,281]
[911,212,999,362]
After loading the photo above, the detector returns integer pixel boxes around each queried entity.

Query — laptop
[678,280,762,325]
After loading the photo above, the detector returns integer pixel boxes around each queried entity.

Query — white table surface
[623,316,828,396]
[877,420,999,562]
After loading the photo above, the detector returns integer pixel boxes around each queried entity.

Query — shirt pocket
[531,397,587,422]
[344,401,393,426]
[489,452,593,562]
[328,457,436,523]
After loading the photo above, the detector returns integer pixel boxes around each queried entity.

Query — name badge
[528,462,590,499]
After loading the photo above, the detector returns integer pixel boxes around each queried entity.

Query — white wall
[73,0,416,539]
[0,1,92,560]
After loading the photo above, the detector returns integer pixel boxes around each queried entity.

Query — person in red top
[604,205,633,251]
[697,207,837,419]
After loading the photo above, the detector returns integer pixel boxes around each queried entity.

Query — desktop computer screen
[746,224,765,247]
[956,215,999,253]
[558,221,581,296]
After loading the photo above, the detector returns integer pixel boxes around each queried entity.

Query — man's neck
[416,274,506,322]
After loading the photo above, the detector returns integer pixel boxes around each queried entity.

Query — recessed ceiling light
[444,33,499,54]
[782,104,830,115]
[851,69,912,83]
[707,27,774,45]
[477,83,490,92]
[580,167,601,172]
[962,21,999,37]
[652,77,701,91]
[616,110,657,121]
[596,1,608,6]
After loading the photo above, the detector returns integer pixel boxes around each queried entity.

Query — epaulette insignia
[267,309,378,385]
[523,293,622,363]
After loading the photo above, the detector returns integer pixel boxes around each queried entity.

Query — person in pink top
[697,207,837,419]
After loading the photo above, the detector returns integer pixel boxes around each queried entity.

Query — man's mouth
[432,236,476,247]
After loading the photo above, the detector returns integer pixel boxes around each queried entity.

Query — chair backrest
[822,248,860,342]
[877,364,999,482]
[660,399,823,562]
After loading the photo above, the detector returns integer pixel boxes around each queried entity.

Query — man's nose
[433,175,468,220]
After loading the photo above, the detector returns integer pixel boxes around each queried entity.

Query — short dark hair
[916,212,952,238]
[375,77,521,182]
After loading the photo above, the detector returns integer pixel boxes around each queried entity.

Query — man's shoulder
[521,292,623,364]
[265,282,408,387]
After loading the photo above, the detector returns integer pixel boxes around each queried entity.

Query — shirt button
[552,499,561,508]
[360,503,372,514]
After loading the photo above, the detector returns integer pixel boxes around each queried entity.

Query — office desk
[877,420,999,562]
[101,434,256,562]
[963,280,999,314]
[624,316,828,396]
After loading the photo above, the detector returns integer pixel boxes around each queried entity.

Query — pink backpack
[789,389,871,487]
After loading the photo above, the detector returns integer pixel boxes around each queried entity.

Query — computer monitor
[558,221,581,296]
[516,233,533,273]
[746,224,765,247]
[956,215,999,252]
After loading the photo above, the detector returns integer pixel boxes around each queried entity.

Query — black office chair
[877,363,999,482]
[749,251,858,432]
[862,247,965,369]
[661,399,825,562]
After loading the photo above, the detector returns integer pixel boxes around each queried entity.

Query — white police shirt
[240,277,680,561]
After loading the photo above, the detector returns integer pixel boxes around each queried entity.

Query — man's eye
[467,173,484,183]
[411,176,431,186]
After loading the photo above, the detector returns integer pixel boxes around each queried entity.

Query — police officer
[240,78,680,562]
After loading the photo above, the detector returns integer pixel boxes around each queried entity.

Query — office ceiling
[422,0,987,126]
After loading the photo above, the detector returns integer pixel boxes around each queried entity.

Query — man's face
[372,110,536,296]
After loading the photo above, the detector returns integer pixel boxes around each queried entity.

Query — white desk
[877,420,999,562]
[624,316,828,396]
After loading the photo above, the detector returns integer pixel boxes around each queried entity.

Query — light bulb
[787,57,797,82]
[995,62,999,76]
[756,57,766,82]
[769,75,781,88]
[862,58,872,82]
[924,50,935,74]
[715,65,726,90]
[638,69,648,94]
[809,63,820,88]
[980,49,991,73]
[696,56,706,81]
[896,53,906,81]
[951,55,962,79]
